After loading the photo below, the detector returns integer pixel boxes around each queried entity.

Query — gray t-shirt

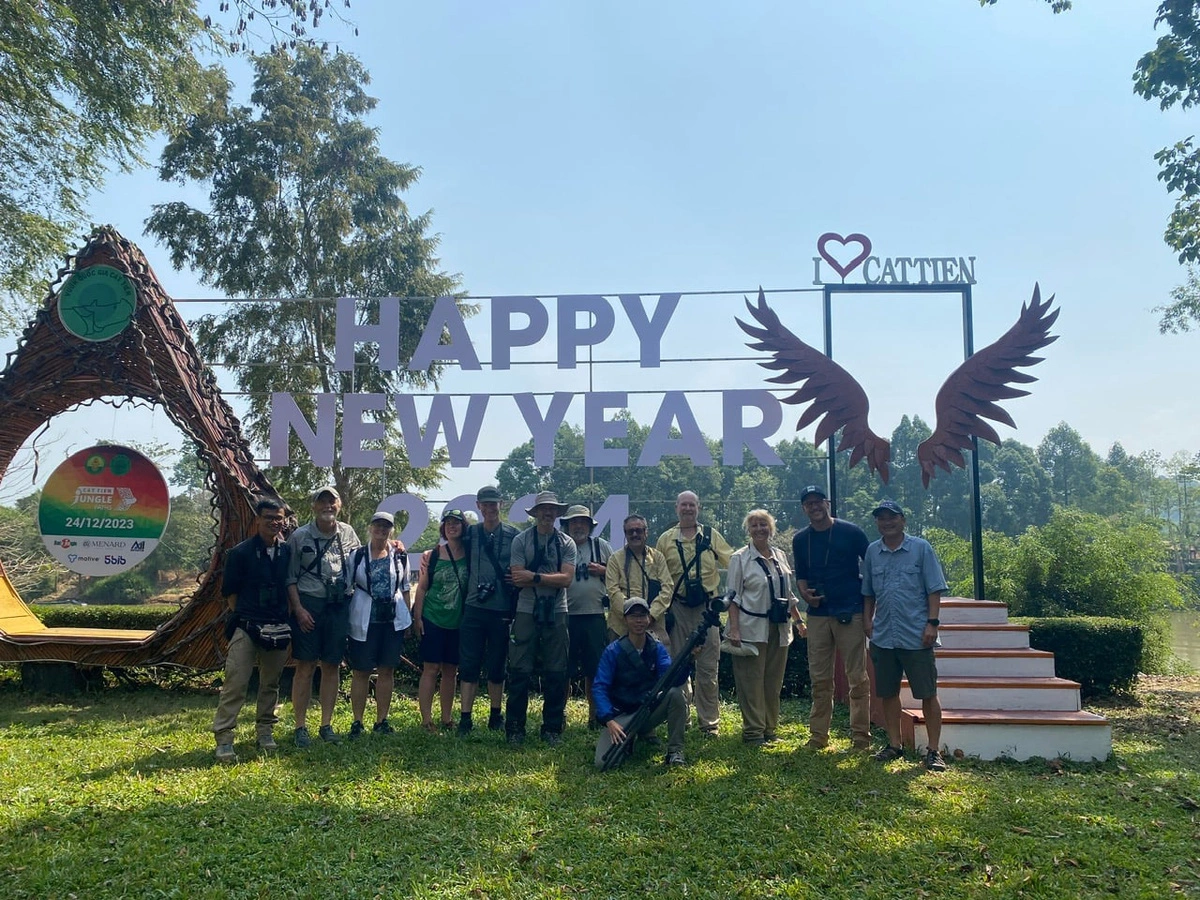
[566,536,612,616]
[286,520,361,601]
[510,527,577,615]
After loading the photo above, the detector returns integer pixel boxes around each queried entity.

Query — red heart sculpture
[817,232,872,281]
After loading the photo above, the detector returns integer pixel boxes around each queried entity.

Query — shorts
[347,621,406,672]
[420,618,460,666]
[567,614,607,679]
[290,595,350,665]
[870,644,938,700]
[458,605,510,684]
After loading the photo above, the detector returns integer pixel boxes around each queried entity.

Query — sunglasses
[624,527,646,536]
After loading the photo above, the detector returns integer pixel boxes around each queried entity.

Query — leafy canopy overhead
[0,0,354,335]
[145,46,463,522]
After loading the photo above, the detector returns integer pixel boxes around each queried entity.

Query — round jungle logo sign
[38,445,171,576]
[56,265,137,342]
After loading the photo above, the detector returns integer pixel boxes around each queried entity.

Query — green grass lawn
[0,674,1197,899]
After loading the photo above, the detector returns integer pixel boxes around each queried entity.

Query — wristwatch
[533,573,542,585]
[926,618,940,627]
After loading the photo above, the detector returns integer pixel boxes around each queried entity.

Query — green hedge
[1018,616,1143,697]
[77,569,156,605]
[30,604,177,630]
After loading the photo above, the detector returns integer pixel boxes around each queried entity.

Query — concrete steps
[886,597,1111,762]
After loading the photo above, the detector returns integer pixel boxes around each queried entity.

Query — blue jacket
[593,634,690,723]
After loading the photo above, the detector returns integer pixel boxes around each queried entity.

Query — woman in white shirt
[726,509,804,744]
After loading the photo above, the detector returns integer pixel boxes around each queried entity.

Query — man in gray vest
[286,486,361,747]
[508,490,576,746]
[457,485,519,736]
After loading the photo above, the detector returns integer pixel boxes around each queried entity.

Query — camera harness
[673,525,715,604]
[741,551,787,619]
[423,541,468,607]
[300,529,347,587]
[575,537,608,581]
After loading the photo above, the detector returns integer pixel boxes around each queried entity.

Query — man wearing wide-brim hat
[562,504,613,729]
[507,490,577,746]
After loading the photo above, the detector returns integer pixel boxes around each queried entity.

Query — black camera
[325,574,348,604]
[477,582,497,601]
[768,599,789,624]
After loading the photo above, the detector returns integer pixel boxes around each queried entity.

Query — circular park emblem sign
[56,265,137,342]
[38,445,171,576]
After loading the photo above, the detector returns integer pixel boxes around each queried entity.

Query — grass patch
[0,674,1197,898]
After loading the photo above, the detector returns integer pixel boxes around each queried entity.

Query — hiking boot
[318,724,341,744]
[763,733,779,744]
[925,747,948,772]
[805,737,828,750]
[457,714,474,737]
[256,733,278,752]
[743,735,766,746]
[541,730,562,747]
[664,751,686,767]
[215,743,237,764]
[293,726,311,748]
[873,744,904,763]
[348,720,365,741]
[487,708,504,731]
[372,719,394,735]
[852,738,872,751]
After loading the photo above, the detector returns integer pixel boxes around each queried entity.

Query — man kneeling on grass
[592,597,690,768]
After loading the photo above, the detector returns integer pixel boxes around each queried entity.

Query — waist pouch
[244,621,292,651]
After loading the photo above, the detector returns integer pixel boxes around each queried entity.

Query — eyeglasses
[624,528,646,536]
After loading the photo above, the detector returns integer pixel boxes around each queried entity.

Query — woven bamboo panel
[0,227,282,669]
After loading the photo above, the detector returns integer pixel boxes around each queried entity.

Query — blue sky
[4,0,1196,508]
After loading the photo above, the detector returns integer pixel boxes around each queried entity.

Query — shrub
[1019,616,1143,697]
[30,604,175,630]
[77,569,156,605]
[719,636,811,699]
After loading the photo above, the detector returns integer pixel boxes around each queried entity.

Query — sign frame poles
[820,282,984,601]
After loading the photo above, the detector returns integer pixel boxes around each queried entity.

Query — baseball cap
[872,500,904,517]
[623,597,651,615]
[312,485,340,502]
[370,511,395,526]
[476,485,502,503]
[800,485,827,503]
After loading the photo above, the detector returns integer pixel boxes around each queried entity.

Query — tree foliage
[145,47,464,522]
[0,1,354,335]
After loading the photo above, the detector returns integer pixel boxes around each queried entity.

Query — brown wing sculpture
[737,288,891,482]
[916,284,1059,487]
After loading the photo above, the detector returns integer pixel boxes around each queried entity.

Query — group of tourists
[211,482,950,772]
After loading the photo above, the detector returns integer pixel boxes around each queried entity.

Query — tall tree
[0,1,353,334]
[145,47,463,521]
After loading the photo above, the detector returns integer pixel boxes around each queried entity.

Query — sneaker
[256,733,278,751]
[763,733,778,744]
[457,715,474,737]
[348,720,365,741]
[925,747,948,772]
[700,729,719,740]
[506,730,525,746]
[664,751,686,767]
[541,730,562,747]
[215,743,237,763]
[487,709,505,731]
[873,744,904,762]
[318,724,341,744]
[293,726,311,748]
[372,719,394,735]
[743,735,766,746]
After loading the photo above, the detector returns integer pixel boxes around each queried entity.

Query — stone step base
[934,648,1057,677]
[939,598,1009,625]
[901,707,1111,762]
[936,624,1030,649]
[900,676,1081,711]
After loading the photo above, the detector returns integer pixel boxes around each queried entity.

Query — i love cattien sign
[812,232,976,286]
